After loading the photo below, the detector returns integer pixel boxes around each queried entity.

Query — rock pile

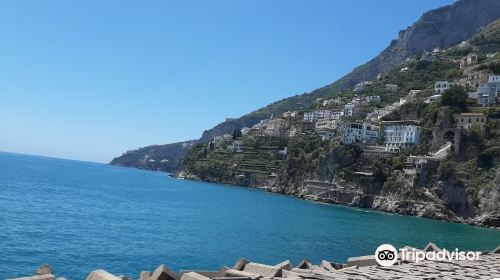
[8,244,500,280]
[8,264,63,280]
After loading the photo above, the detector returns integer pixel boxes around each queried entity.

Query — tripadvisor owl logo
[375,244,398,266]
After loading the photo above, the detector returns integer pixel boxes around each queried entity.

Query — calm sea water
[0,152,499,279]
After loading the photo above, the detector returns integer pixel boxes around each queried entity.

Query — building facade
[342,122,379,145]
[382,121,421,152]
[455,113,487,129]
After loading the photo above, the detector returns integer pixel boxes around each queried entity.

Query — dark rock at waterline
[36,264,53,276]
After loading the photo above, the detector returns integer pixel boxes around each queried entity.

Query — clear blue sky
[0,0,454,163]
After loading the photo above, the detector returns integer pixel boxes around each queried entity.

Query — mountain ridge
[110,0,500,171]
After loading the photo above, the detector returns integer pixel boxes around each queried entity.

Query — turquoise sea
[0,152,499,279]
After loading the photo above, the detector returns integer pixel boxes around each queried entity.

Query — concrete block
[320,260,334,271]
[140,271,152,280]
[224,269,260,280]
[295,259,312,269]
[179,271,221,279]
[346,255,378,267]
[148,265,179,280]
[243,263,281,278]
[85,270,121,280]
[8,275,56,280]
[274,260,292,271]
[279,270,303,279]
[232,258,250,271]
[493,246,500,254]
[179,272,211,280]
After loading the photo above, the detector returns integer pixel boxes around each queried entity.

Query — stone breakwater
[8,243,500,280]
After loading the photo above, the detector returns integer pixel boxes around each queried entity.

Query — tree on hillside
[232,128,242,139]
[441,85,467,112]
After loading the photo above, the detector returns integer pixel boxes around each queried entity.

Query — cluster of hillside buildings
[425,47,500,107]
[431,72,500,106]
[209,85,488,156]
[207,48,495,158]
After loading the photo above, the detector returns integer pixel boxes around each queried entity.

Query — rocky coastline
[9,243,500,280]
[175,171,500,230]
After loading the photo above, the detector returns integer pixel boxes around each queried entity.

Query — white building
[303,110,332,122]
[476,84,494,107]
[434,81,456,94]
[382,121,421,152]
[330,111,344,120]
[354,81,373,92]
[228,141,243,153]
[365,96,381,103]
[343,103,358,117]
[342,122,379,145]
[315,119,339,130]
[474,75,500,107]
[490,75,500,83]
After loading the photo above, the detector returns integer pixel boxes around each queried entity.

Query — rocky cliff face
[341,0,500,89]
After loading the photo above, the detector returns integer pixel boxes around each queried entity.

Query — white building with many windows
[382,121,421,152]
[303,110,332,122]
[434,81,457,94]
[342,122,379,145]
[315,119,339,130]
[365,96,381,103]
[343,103,357,117]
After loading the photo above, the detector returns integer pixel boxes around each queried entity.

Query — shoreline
[174,172,500,231]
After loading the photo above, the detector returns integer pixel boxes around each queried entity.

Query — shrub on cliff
[440,85,467,112]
